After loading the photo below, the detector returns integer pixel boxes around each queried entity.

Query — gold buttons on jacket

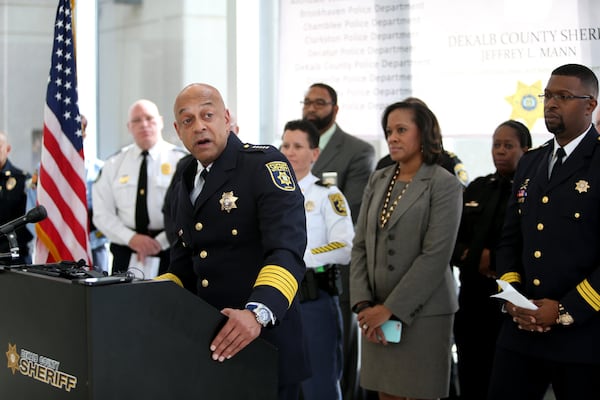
[231,229,238,236]
[537,223,544,231]
[533,279,541,286]
[534,251,541,258]
[200,250,208,259]
[195,222,203,231]
[201,279,209,287]
[574,213,581,219]
[542,196,549,204]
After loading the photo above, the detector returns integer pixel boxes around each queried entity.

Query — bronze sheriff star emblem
[575,180,590,193]
[6,343,19,375]
[220,191,238,213]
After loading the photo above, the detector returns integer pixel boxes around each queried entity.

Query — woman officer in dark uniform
[451,120,531,400]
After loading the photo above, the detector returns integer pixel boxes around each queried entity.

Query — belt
[133,229,164,238]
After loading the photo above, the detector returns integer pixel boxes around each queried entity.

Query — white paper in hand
[127,254,160,280]
[491,280,538,310]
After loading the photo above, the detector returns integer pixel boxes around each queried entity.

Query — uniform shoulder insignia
[453,163,469,186]
[315,180,331,187]
[328,193,348,216]
[265,161,296,191]
[242,143,276,153]
[105,146,128,161]
[172,146,188,155]
[525,140,550,154]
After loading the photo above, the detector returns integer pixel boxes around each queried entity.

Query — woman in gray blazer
[350,101,462,400]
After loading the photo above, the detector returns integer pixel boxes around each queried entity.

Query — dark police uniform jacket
[0,159,32,264]
[496,126,600,364]
[163,133,310,385]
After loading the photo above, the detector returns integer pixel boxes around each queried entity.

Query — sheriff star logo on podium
[6,343,19,375]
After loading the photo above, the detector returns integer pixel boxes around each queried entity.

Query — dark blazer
[163,133,310,384]
[496,126,600,364]
[311,124,375,223]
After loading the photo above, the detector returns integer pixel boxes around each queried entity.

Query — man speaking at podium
[160,83,310,400]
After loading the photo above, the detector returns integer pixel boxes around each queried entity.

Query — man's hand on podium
[209,308,261,362]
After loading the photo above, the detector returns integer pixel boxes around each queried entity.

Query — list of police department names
[290,0,426,112]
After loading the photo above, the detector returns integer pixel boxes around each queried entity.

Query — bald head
[173,84,225,117]
[173,83,231,166]
[127,99,163,150]
[0,131,11,168]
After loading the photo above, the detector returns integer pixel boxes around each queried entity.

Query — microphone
[0,205,47,236]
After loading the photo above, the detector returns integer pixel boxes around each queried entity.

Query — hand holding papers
[491,280,538,310]
[127,253,160,280]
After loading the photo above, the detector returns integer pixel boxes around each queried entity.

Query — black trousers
[488,346,600,400]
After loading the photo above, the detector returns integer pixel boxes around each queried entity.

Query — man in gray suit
[302,83,375,400]
[302,83,375,223]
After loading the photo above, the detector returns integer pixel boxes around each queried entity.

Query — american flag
[34,0,91,265]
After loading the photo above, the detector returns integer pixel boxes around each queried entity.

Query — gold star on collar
[575,180,590,193]
[220,191,238,213]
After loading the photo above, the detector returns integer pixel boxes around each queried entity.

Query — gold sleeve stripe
[576,279,600,311]
[499,272,521,284]
[311,241,346,255]
[154,273,184,288]
[254,265,298,307]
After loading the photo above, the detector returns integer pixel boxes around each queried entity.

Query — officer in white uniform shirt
[280,119,354,400]
[92,99,186,276]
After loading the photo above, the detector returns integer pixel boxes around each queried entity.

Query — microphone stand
[0,230,21,267]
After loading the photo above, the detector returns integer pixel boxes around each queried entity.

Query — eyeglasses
[300,99,333,108]
[538,93,593,102]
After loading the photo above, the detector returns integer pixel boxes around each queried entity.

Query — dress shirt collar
[318,123,337,151]
[552,123,592,160]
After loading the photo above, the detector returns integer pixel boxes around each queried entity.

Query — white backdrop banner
[278,0,600,141]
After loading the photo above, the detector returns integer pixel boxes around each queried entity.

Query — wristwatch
[246,304,271,328]
[557,303,574,326]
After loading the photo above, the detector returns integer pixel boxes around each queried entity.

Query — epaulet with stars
[315,180,332,187]
[523,140,551,155]
[241,143,276,153]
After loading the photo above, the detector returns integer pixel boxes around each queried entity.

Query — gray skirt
[359,313,454,398]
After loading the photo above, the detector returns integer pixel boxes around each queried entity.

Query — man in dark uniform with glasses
[489,63,600,399]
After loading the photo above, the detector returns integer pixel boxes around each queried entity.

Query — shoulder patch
[328,193,348,216]
[265,161,296,191]
[454,163,469,186]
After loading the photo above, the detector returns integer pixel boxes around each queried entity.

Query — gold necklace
[380,165,411,228]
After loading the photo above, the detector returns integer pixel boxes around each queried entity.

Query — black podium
[0,268,277,400]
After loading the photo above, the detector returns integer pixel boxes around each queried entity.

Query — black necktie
[550,147,565,181]
[190,168,209,204]
[135,151,150,234]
